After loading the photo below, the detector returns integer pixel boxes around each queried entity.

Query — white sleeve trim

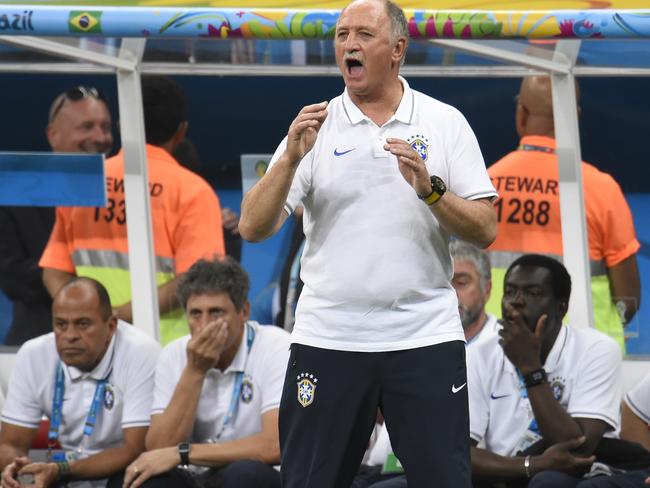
[0,415,41,429]
[624,394,650,425]
[261,403,280,415]
[122,420,151,428]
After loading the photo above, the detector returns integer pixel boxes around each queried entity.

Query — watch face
[431,175,446,194]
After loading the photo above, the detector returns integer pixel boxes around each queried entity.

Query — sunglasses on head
[49,86,107,122]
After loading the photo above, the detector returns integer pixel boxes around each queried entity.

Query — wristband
[524,455,532,478]
[523,368,547,388]
[56,461,72,482]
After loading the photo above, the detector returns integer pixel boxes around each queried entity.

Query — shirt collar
[117,144,180,166]
[342,75,414,126]
[543,325,568,374]
[66,326,118,382]
[520,135,557,150]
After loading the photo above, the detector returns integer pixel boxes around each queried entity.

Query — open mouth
[345,58,364,76]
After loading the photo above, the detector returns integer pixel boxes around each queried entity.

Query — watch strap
[422,190,442,206]
[522,368,547,388]
[177,442,191,467]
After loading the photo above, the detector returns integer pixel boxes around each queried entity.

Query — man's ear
[173,121,188,146]
[241,301,251,322]
[46,123,57,150]
[392,37,407,65]
[557,299,569,320]
[515,103,527,138]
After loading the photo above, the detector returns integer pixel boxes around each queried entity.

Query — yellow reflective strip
[72,249,175,274]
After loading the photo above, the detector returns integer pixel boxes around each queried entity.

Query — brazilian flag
[69,11,103,33]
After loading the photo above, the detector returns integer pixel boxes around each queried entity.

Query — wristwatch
[177,442,191,467]
[418,175,446,206]
[522,368,548,388]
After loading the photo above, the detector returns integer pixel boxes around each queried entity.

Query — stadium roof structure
[0,2,648,339]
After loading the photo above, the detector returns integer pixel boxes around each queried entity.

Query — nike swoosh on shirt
[451,383,467,394]
[334,148,355,157]
[490,393,511,400]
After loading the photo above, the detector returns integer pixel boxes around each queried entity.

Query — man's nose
[62,325,81,341]
[345,33,359,51]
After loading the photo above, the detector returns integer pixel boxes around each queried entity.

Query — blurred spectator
[0,86,112,345]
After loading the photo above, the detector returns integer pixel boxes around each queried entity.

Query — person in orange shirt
[487,76,640,350]
[40,76,225,344]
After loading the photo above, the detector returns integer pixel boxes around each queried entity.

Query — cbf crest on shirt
[407,134,430,162]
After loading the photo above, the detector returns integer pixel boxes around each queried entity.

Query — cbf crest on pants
[297,372,318,407]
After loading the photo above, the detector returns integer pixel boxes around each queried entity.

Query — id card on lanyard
[513,369,542,454]
[213,323,256,442]
[48,362,111,462]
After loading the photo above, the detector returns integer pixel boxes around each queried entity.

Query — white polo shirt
[366,314,500,466]
[625,372,650,425]
[467,325,621,456]
[466,314,500,348]
[151,322,290,443]
[268,76,497,352]
[2,321,160,455]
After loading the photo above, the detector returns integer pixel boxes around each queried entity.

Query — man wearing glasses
[0,86,113,346]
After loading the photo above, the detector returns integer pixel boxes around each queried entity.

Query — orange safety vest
[487,135,640,351]
[40,145,225,344]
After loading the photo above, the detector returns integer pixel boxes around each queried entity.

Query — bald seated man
[0,87,113,345]
[0,277,159,488]
[487,76,641,351]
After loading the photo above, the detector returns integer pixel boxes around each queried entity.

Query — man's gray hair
[385,0,409,44]
[337,0,409,63]
[176,257,250,311]
[450,240,492,293]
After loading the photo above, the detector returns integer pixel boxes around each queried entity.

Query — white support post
[551,40,594,329]
[116,39,160,340]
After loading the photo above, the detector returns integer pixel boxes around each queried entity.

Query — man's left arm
[607,254,641,326]
[429,195,496,249]
[114,276,180,323]
[384,138,496,249]
[123,409,279,488]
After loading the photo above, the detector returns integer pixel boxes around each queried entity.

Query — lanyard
[48,362,111,461]
[517,143,555,154]
[214,324,256,441]
[516,369,541,435]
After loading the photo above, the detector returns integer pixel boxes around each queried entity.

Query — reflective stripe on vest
[486,250,625,352]
[72,249,185,345]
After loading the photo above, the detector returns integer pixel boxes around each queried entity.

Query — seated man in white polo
[0,277,160,488]
[469,254,621,488]
[122,258,290,488]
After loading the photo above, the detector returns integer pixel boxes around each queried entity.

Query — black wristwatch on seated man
[523,368,548,388]
[178,442,191,467]
[418,175,446,206]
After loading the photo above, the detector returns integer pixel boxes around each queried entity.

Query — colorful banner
[0,5,649,38]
